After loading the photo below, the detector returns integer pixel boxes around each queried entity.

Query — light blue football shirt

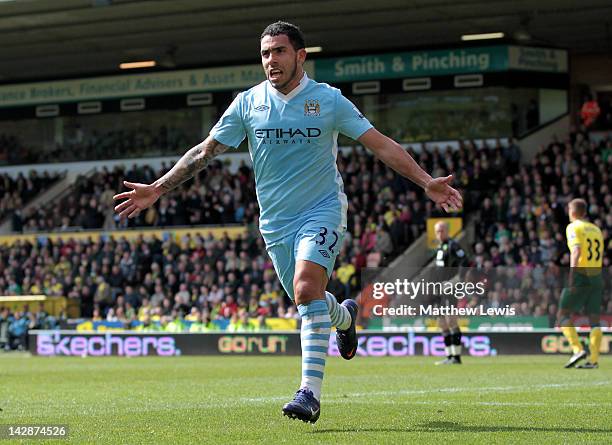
[210,74,372,246]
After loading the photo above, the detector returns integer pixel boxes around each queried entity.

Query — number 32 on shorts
[314,226,339,254]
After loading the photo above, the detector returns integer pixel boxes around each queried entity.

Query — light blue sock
[325,291,351,330]
[297,299,331,400]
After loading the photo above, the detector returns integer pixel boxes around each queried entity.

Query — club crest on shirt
[304,99,320,116]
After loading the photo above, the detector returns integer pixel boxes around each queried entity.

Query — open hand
[425,175,463,212]
[113,181,161,219]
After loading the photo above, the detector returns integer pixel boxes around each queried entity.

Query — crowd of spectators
[1,139,515,334]
[0,233,294,337]
[0,304,58,351]
[0,170,62,225]
[11,159,258,232]
[451,133,612,323]
[2,129,610,333]
[10,136,515,236]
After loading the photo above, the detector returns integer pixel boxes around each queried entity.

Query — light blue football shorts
[267,219,345,301]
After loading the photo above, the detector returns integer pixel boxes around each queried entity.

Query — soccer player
[557,198,604,369]
[432,221,468,365]
[113,21,462,423]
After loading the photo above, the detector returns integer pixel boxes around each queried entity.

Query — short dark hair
[569,198,587,217]
[260,21,305,50]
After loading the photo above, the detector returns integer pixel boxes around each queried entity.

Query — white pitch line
[239,380,611,406]
[338,380,611,399]
[13,381,608,416]
[335,400,612,408]
[241,396,290,403]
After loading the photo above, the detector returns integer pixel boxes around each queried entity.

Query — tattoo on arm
[155,138,229,193]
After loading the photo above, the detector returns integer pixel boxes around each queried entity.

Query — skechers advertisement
[30,331,612,357]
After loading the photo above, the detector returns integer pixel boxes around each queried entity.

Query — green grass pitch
[1,355,611,444]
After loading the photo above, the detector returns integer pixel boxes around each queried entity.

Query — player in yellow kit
[557,199,605,369]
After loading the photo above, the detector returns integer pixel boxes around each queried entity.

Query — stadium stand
[11,160,258,232]
[0,125,193,165]
[474,133,611,267]
[0,303,58,351]
[459,133,612,322]
[0,170,63,227]
[0,137,523,340]
[1,116,610,341]
[0,133,30,164]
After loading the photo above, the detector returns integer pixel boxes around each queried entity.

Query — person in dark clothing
[432,221,469,365]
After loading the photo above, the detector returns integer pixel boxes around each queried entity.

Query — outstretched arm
[153,136,229,193]
[113,136,229,219]
[358,128,462,212]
